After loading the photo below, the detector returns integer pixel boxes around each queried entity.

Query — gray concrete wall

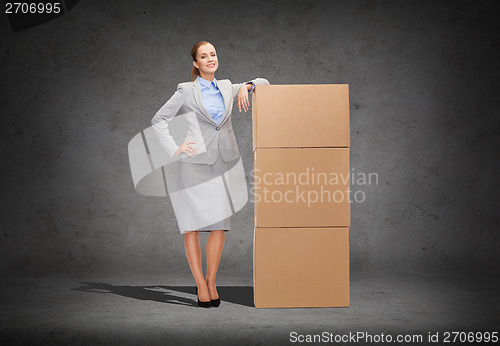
[1,0,498,276]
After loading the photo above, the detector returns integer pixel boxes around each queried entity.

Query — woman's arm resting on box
[232,78,270,112]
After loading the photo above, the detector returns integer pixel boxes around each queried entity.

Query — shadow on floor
[71,282,254,308]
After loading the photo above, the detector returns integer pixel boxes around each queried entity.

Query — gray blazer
[151,76,270,165]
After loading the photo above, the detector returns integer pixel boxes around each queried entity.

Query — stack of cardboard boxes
[252,84,351,308]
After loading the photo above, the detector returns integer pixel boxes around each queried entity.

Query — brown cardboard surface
[254,147,350,227]
[253,227,350,308]
[252,84,350,150]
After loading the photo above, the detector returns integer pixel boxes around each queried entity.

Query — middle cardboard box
[253,147,350,228]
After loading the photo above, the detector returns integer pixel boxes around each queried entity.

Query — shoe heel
[196,286,211,308]
[211,298,221,307]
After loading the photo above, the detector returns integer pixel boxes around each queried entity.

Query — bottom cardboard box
[253,227,349,308]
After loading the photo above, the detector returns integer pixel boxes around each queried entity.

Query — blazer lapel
[193,77,217,125]
[218,80,232,127]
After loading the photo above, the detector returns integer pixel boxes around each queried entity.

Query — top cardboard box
[252,84,350,150]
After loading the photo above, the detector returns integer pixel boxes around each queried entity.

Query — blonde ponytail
[191,66,200,82]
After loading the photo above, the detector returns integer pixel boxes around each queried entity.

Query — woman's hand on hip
[237,84,251,112]
[174,140,197,157]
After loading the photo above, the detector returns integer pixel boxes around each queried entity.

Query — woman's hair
[191,40,212,82]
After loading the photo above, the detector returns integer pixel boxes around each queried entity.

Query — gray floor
[1,270,498,345]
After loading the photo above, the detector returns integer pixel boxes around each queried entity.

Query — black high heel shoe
[211,297,221,307]
[196,286,211,308]
[205,277,221,307]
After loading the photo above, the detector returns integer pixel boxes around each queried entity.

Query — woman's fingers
[177,141,197,157]
[240,97,245,111]
[238,94,249,112]
[186,146,197,154]
[238,86,251,112]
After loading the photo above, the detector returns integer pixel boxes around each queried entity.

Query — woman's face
[193,43,218,75]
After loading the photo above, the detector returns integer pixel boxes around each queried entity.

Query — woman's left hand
[237,84,251,112]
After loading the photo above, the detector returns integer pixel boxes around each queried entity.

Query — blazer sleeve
[151,83,185,158]
[231,77,270,101]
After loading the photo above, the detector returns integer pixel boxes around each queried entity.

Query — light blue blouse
[198,75,255,124]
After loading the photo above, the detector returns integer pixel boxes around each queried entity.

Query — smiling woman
[191,41,219,81]
[150,40,270,308]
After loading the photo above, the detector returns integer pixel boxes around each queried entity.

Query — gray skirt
[165,150,234,234]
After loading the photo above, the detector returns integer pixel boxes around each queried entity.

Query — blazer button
[215,127,220,131]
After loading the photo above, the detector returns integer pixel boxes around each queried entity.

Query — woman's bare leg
[184,231,210,301]
[205,230,225,300]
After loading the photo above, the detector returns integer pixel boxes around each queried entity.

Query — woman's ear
[193,60,198,69]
